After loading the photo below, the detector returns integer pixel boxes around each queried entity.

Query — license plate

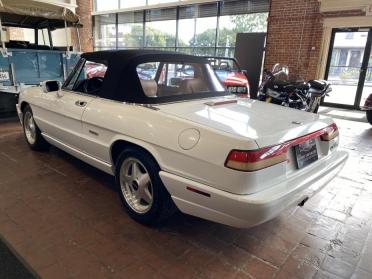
[228,86,247,94]
[294,138,318,169]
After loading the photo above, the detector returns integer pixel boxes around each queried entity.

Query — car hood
[157,96,333,148]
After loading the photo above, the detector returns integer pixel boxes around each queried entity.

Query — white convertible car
[17,50,348,228]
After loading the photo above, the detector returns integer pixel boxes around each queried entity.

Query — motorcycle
[258,64,332,113]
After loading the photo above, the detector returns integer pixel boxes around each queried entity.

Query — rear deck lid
[158,97,333,148]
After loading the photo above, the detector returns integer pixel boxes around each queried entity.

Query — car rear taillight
[225,123,339,172]
[225,144,287,172]
[321,123,339,141]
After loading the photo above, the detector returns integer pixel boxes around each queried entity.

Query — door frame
[322,27,372,109]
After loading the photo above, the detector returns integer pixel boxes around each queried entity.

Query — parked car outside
[17,50,348,228]
[205,56,250,97]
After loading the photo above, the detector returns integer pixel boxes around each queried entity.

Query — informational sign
[0,71,10,81]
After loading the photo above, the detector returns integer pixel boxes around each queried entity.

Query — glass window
[118,12,144,48]
[216,48,235,58]
[95,0,118,11]
[137,62,158,80]
[145,8,177,48]
[207,56,239,81]
[218,13,268,47]
[65,59,108,95]
[136,61,225,98]
[92,3,269,58]
[94,14,117,49]
[178,4,218,50]
[178,17,217,48]
[7,28,35,43]
[145,20,176,48]
[118,23,143,48]
[177,47,194,55]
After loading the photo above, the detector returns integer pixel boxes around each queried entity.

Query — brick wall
[264,0,323,80]
[264,0,366,81]
[72,0,93,52]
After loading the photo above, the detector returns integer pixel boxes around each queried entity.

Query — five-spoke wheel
[120,158,153,214]
[115,148,176,225]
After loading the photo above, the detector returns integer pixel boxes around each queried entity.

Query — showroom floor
[0,110,371,279]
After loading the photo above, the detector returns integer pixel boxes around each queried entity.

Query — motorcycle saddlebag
[308,87,323,96]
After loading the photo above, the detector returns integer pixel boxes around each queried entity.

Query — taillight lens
[225,123,339,172]
[225,144,288,172]
[321,123,339,141]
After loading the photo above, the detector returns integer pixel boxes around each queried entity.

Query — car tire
[115,147,177,226]
[367,110,372,125]
[22,105,49,151]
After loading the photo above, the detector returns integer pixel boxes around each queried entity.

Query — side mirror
[41,80,61,93]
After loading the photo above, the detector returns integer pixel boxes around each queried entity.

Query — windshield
[270,63,304,83]
[206,57,240,82]
[136,61,226,98]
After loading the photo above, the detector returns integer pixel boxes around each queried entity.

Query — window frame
[93,1,269,57]
[62,58,108,96]
[136,60,226,98]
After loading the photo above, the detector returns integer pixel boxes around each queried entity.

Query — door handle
[75,100,87,107]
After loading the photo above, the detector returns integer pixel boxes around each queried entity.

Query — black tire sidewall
[22,106,38,149]
[22,105,48,150]
[115,148,170,225]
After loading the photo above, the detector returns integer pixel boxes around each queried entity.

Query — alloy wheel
[24,111,36,145]
[119,157,154,214]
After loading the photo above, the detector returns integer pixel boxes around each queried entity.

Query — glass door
[323,28,371,108]
[360,45,372,106]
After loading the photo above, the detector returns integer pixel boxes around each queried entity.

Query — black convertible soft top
[79,49,229,104]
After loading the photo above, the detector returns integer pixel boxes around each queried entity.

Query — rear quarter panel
[81,98,266,194]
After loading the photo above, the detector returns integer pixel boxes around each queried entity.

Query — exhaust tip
[298,197,309,207]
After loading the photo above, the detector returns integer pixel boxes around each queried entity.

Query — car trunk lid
[158,97,333,148]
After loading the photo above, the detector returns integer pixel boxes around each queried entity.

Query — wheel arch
[20,101,30,113]
[110,139,162,171]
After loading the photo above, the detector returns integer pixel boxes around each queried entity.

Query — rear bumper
[160,150,348,228]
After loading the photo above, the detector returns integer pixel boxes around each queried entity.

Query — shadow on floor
[0,236,38,279]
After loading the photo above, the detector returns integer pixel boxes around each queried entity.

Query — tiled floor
[0,113,371,279]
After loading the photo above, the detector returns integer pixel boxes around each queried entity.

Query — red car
[361,93,372,125]
[205,56,250,97]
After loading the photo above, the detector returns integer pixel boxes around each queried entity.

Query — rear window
[136,61,225,98]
